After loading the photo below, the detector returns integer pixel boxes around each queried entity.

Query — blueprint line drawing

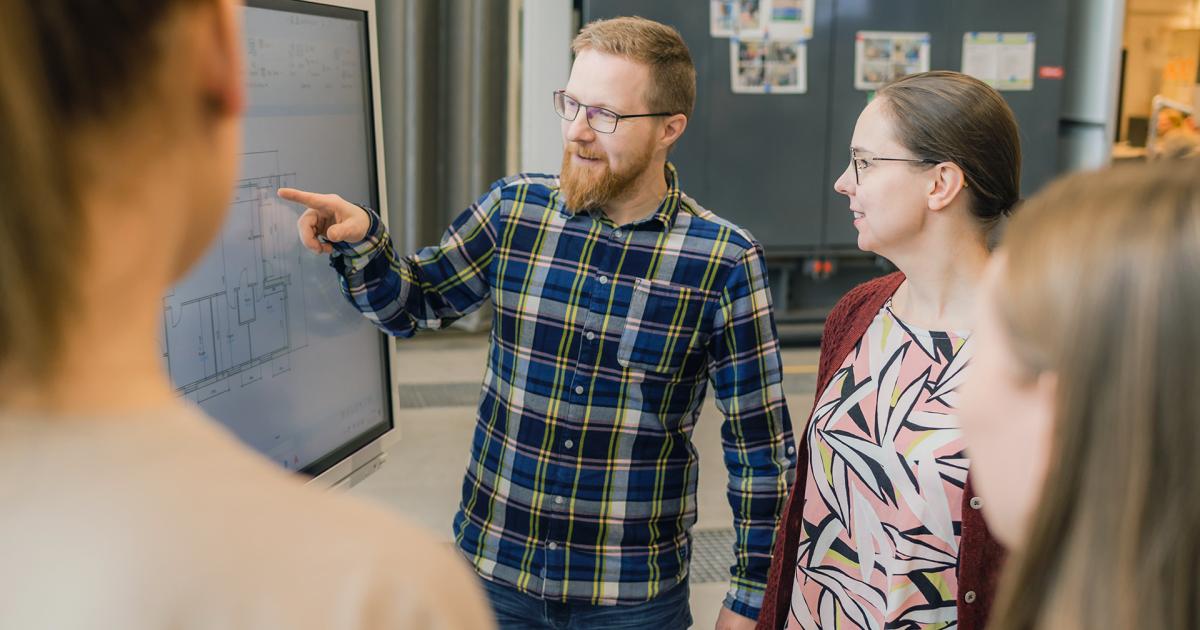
[162,151,310,402]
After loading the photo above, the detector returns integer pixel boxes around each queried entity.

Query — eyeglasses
[553,90,674,134]
[850,148,940,185]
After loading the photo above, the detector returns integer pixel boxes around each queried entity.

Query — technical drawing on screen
[163,151,307,403]
[159,0,395,483]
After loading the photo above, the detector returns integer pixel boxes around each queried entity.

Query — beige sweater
[0,403,494,630]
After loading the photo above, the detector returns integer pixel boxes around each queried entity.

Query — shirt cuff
[723,577,765,620]
[330,205,386,274]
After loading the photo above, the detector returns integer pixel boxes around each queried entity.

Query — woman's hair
[0,0,207,382]
[877,71,1022,231]
[987,160,1200,630]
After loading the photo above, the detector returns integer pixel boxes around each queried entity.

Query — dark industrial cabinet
[581,0,1071,333]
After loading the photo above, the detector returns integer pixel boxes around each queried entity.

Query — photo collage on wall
[712,0,814,94]
[712,3,1040,96]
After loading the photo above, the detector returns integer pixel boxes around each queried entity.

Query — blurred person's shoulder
[0,403,493,630]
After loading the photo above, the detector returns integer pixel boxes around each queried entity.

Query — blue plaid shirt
[329,164,794,618]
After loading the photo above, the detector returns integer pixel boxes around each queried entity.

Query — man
[280,16,794,629]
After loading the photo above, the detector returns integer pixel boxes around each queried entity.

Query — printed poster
[962,32,1036,91]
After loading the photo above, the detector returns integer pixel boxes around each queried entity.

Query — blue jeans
[480,578,693,630]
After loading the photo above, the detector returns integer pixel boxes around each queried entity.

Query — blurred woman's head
[834,71,1021,257]
[0,0,242,387]
[960,161,1200,630]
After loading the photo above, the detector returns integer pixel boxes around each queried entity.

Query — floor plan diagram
[162,151,310,402]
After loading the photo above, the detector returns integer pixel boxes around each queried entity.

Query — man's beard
[559,141,654,213]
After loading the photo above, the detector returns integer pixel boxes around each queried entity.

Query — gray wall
[520,2,574,174]
[1060,0,1126,171]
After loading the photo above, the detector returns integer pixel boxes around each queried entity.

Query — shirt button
[970,496,984,510]
[964,590,977,604]
[554,496,564,505]
[548,542,558,551]
[613,229,623,238]
[585,331,595,341]
[564,439,575,449]
[787,446,796,456]
[574,385,584,395]
[598,275,609,284]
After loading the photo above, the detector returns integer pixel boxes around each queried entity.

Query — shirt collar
[649,162,683,230]
[556,162,683,231]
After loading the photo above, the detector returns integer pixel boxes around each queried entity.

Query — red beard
[559,142,653,213]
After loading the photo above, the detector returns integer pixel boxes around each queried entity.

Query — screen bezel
[242,0,400,485]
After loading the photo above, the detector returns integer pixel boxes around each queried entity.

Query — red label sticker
[1039,66,1065,80]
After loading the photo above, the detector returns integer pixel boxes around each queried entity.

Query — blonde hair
[988,160,1200,630]
[0,0,207,385]
[0,1,74,383]
[572,16,695,119]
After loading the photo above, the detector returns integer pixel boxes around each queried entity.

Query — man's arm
[280,183,503,338]
[706,243,796,623]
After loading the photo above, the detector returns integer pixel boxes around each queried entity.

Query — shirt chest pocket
[617,278,708,373]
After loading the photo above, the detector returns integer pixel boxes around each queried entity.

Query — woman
[0,1,491,628]
[757,71,1020,630]
[959,161,1200,630]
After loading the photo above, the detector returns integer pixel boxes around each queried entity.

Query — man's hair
[571,16,696,119]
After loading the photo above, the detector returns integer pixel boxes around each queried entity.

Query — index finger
[278,187,332,209]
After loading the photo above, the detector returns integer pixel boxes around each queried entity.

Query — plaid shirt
[329,164,794,618]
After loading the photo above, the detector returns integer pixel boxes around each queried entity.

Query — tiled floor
[350,332,818,628]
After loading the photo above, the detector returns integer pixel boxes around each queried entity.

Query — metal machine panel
[582,0,835,248]
[584,0,1070,252]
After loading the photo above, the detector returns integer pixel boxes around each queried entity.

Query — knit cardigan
[756,272,1007,630]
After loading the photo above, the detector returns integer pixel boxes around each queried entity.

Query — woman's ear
[927,162,968,212]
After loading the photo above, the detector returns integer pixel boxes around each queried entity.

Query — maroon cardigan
[757,272,1006,630]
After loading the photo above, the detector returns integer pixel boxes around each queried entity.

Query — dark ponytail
[878,71,1022,230]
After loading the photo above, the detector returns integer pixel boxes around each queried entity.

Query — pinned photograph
[854,31,931,91]
[731,37,807,94]
[711,0,737,37]
[711,0,768,38]
[737,0,768,36]
[768,0,814,40]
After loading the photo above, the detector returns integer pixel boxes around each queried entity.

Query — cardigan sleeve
[755,271,905,629]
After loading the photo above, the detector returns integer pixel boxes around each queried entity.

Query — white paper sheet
[961,32,1036,91]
